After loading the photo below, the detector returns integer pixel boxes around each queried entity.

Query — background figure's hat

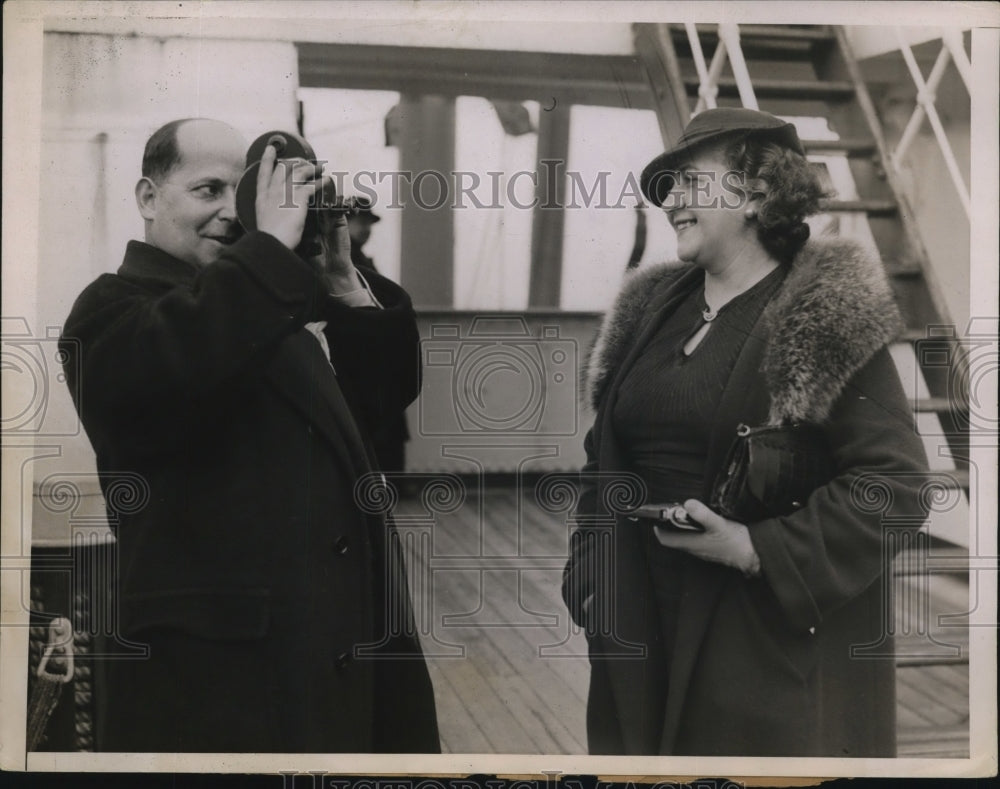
[352,196,381,223]
[640,108,805,207]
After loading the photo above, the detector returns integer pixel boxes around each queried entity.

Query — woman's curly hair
[721,135,829,264]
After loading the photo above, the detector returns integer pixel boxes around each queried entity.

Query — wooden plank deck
[394,480,970,757]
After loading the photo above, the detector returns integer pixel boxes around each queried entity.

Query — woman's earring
[744,207,757,221]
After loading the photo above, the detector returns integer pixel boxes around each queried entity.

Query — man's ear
[135,177,158,220]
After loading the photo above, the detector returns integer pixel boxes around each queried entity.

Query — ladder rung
[885,261,924,278]
[897,724,970,753]
[899,328,963,343]
[895,654,968,668]
[670,25,830,59]
[894,543,971,576]
[893,568,969,580]
[911,397,965,414]
[820,198,897,215]
[672,24,834,43]
[802,137,877,156]
[683,76,856,100]
[897,723,970,739]
[899,541,969,559]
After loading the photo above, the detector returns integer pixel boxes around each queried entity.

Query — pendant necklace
[701,291,725,322]
[701,282,726,323]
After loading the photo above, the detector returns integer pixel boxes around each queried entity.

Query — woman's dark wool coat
[60,233,439,753]
[562,237,930,757]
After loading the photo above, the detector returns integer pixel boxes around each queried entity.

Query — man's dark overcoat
[563,237,931,757]
[60,232,439,753]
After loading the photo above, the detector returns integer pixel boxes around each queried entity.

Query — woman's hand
[653,499,761,576]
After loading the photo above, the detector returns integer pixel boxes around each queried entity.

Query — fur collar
[585,237,902,424]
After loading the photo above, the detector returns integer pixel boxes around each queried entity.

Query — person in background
[59,118,439,753]
[562,108,929,757]
[348,197,410,473]
[347,197,381,271]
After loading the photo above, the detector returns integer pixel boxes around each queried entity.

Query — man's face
[140,120,246,267]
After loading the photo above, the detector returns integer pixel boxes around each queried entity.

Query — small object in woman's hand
[627,502,705,532]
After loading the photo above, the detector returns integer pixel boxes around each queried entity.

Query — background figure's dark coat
[563,238,930,757]
[60,233,438,753]
[350,241,410,472]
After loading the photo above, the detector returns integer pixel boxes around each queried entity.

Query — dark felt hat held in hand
[640,108,805,207]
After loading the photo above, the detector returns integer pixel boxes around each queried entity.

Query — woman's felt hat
[640,107,805,207]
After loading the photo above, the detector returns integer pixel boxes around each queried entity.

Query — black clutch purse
[710,423,836,523]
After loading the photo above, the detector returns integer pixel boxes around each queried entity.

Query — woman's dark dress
[610,265,785,744]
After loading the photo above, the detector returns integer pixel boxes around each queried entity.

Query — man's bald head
[142,118,246,183]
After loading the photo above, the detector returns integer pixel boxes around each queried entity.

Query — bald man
[59,118,439,753]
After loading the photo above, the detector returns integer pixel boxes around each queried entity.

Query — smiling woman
[663,148,761,275]
[563,107,931,757]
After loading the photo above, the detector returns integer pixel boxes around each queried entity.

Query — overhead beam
[297,42,652,109]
